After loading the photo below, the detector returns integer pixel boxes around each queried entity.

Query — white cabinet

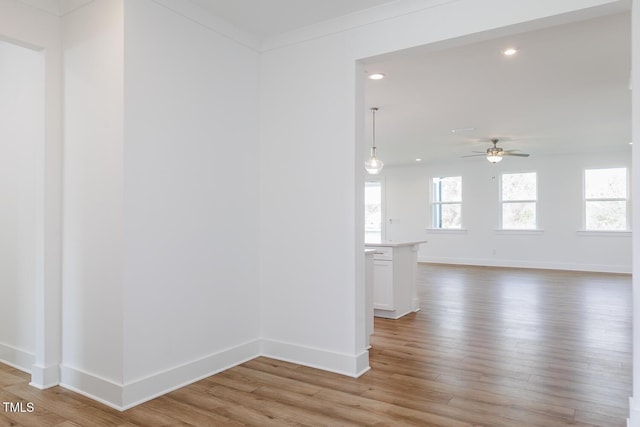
[366,241,426,319]
[372,259,393,310]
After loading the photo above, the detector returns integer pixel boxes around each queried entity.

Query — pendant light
[365,107,384,175]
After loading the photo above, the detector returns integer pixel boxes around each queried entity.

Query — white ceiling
[189,0,398,38]
[364,12,631,166]
[21,0,397,25]
[25,1,631,168]
[189,1,631,166]
[17,0,92,15]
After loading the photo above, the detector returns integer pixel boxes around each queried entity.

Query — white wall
[260,41,369,375]
[259,0,628,377]
[122,0,260,406]
[59,0,261,409]
[61,0,124,402]
[0,41,43,371]
[379,150,631,272]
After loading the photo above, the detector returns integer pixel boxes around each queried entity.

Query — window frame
[583,167,630,231]
[499,170,538,230]
[430,175,462,229]
[365,179,385,243]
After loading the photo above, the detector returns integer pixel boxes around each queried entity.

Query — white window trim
[494,229,544,235]
[499,171,539,230]
[425,228,468,234]
[430,175,462,229]
[583,167,630,231]
[576,230,632,237]
[365,178,386,242]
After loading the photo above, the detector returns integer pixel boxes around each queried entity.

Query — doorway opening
[0,40,44,374]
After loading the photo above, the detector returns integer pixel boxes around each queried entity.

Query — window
[584,167,628,231]
[365,181,382,242]
[431,176,462,229]
[501,172,537,229]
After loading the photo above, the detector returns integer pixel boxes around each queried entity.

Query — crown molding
[151,0,261,52]
[260,0,460,52]
[15,0,93,16]
[15,0,61,15]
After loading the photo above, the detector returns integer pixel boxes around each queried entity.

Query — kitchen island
[365,240,427,319]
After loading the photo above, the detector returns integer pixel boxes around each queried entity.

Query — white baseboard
[50,339,371,410]
[0,342,34,373]
[629,397,640,427]
[60,364,125,409]
[121,339,260,410]
[60,340,261,411]
[30,363,60,389]
[418,256,631,274]
[261,338,370,378]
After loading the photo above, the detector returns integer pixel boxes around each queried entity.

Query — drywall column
[33,26,64,391]
[260,46,369,376]
[628,1,640,425]
[60,0,262,409]
[121,0,261,408]
[61,0,125,405]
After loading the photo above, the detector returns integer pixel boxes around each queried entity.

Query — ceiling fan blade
[470,150,487,154]
[503,152,530,157]
[461,154,486,158]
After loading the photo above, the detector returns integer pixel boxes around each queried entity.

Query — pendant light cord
[371,107,378,151]
[365,107,383,174]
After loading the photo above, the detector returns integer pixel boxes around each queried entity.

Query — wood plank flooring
[0,264,632,426]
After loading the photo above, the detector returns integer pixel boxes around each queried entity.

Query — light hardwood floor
[0,264,632,426]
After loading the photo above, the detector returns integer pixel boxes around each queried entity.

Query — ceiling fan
[462,138,530,163]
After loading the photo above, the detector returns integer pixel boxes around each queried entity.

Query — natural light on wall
[365,181,382,243]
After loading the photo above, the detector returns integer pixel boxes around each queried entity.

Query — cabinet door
[373,260,393,310]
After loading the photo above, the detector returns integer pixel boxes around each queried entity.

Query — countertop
[365,240,428,248]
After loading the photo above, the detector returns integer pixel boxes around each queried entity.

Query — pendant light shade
[365,107,384,175]
[365,152,384,174]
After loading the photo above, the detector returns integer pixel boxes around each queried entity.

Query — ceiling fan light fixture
[486,144,504,163]
[365,107,384,174]
[487,153,503,163]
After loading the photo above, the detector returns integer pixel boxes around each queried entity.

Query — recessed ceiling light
[503,48,518,56]
[368,73,385,80]
[415,158,422,162]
